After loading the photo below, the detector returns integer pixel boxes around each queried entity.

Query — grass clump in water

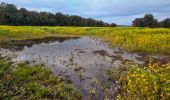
[0,57,80,100]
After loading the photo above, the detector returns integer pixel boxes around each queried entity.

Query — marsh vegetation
[0,56,80,100]
[0,26,170,54]
[0,26,170,99]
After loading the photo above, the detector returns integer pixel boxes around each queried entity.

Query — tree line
[0,2,117,27]
[132,14,170,28]
[1,2,169,28]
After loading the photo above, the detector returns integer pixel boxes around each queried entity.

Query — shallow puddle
[0,37,169,100]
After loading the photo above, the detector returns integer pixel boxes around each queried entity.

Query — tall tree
[0,2,17,25]
[132,18,144,27]
[132,14,159,28]
[143,14,158,28]
[160,18,170,28]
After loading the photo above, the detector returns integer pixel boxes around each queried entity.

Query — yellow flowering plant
[107,61,170,100]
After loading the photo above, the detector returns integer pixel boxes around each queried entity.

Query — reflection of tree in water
[0,37,80,51]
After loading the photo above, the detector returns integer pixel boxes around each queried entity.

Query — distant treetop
[0,2,116,27]
[132,14,170,28]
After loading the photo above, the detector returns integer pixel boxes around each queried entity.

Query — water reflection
[0,37,169,100]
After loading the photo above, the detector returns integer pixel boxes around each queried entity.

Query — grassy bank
[0,26,170,54]
[0,56,80,100]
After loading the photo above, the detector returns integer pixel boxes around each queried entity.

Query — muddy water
[0,37,169,100]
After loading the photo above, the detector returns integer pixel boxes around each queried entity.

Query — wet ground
[0,37,169,100]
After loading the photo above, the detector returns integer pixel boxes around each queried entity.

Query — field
[0,26,170,99]
[0,26,170,54]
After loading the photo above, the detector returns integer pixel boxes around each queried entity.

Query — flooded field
[0,37,169,99]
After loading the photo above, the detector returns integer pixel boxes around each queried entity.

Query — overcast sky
[1,0,170,25]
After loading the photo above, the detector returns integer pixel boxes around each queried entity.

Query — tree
[0,2,6,24]
[111,23,117,27]
[0,2,17,25]
[68,15,83,26]
[143,14,158,28]
[132,14,159,28]
[15,8,28,25]
[160,18,170,28]
[132,18,144,27]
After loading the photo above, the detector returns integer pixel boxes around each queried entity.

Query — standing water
[0,37,169,100]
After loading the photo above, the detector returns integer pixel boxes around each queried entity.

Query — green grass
[0,57,80,100]
[0,26,170,54]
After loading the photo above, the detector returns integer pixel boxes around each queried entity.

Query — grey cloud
[0,0,170,25]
